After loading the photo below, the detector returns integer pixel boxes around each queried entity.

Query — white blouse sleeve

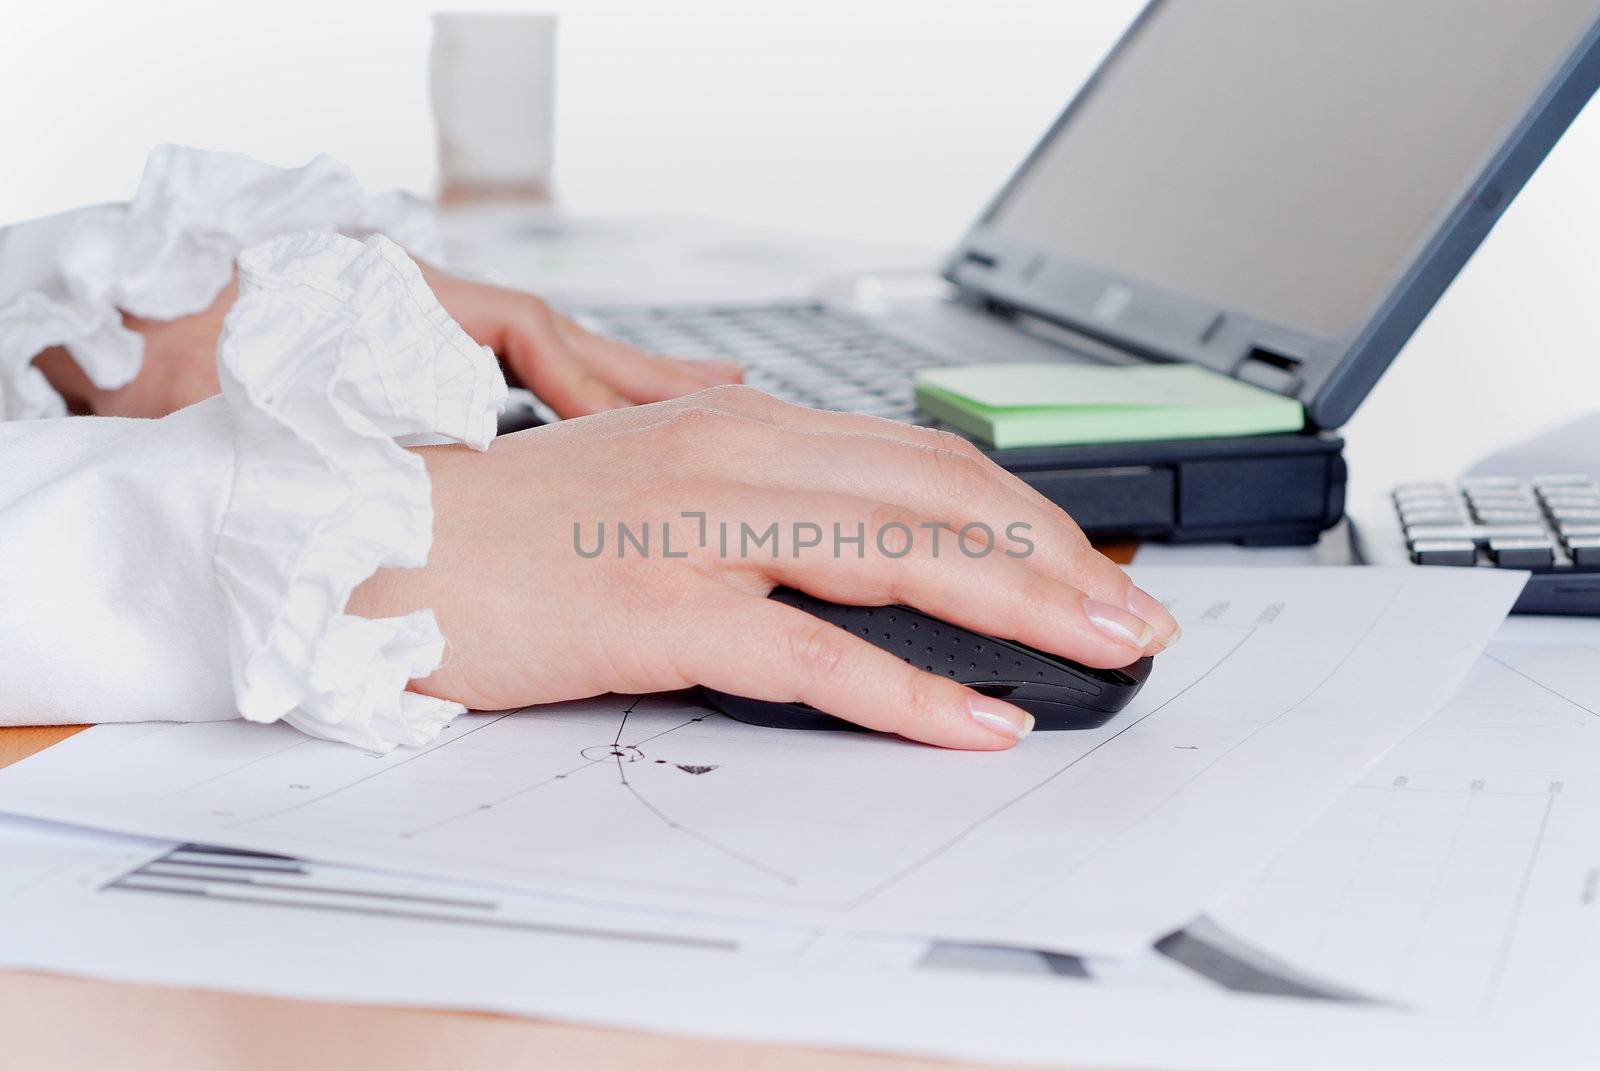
[0,143,443,422]
[0,232,508,751]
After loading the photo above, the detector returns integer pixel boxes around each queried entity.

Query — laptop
[557,0,1600,545]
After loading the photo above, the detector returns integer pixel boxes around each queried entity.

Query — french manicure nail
[1083,598,1157,648]
[1127,586,1182,648]
[968,695,1035,740]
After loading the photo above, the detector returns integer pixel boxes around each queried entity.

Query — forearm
[0,404,237,724]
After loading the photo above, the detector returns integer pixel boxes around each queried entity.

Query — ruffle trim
[0,287,142,420]
[0,144,442,422]
[213,231,507,751]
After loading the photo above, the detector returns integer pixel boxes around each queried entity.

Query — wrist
[345,442,478,621]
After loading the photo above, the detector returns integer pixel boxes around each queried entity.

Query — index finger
[678,588,1035,750]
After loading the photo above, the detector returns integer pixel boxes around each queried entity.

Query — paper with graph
[0,567,1523,955]
[1212,622,1600,1026]
[0,814,1559,1071]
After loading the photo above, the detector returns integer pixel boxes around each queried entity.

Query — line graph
[102,842,742,952]
[388,696,801,883]
[196,620,1250,910]
[1214,642,1600,1022]
[26,615,1258,920]
[606,701,800,886]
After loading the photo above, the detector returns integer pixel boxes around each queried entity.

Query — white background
[2,0,1597,485]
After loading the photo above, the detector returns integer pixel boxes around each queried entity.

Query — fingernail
[1083,598,1157,648]
[1127,586,1181,648]
[968,695,1034,740]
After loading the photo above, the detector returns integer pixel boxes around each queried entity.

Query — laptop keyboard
[577,302,962,421]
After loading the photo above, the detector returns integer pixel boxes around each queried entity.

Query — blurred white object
[429,12,558,201]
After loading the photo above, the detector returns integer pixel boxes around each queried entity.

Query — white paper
[1212,625,1600,1029]
[0,815,1572,1071]
[0,567,1523,956]
[8,610,1596,1071]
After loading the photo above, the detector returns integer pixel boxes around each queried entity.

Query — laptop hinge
[971,300,1156,368]
[1233,347,1304,396]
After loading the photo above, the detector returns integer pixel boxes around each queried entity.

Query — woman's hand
[418,264,742,414]
[35,261,739,418]
[349,386,1180,751]
[34,278,242,418]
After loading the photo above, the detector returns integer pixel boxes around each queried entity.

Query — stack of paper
[6,567,1594,1070]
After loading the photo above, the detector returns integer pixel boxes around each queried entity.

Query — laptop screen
[985,0,1600,341]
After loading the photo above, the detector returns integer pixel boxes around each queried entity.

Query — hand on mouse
[348,386,1181,751]
[33,261,740,419]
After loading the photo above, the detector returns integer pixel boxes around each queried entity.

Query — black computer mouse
[702,587,1154,732]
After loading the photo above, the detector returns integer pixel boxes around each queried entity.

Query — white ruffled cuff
[213,231,507,752]
[0,144,442,422]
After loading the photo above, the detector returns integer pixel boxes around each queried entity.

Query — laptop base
[990,431,1347,547]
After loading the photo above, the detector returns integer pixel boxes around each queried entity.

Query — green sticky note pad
[913,363,1305,449]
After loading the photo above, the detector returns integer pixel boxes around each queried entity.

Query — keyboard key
[1566,536,1600,566]
[1402,524,1479,542]
[637,306,956,416]
[1410,539,1477,566]
[1402,510,1471,527]
[1461,476,1527,491]
[1398,495,1463,511]
[1551,497,1600,512]
[1551,507,1600,524]
[1533,474,1598,489]
[1404,524,1546,543]
[1395,482,1453,499]
[1467,491,1536,507]
[1489,537,1555,568]
[1542,494,1600,510]
[1481,524,1555,541]
[1473,508,1542,525]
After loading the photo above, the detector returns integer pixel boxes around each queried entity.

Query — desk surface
[0,544,1136,1071]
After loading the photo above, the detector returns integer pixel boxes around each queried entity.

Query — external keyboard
[577,302,959,421]
[1393,474,1600,615]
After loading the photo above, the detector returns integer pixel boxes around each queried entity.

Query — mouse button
[976,676,1104,709]
[1025,648,1151,688]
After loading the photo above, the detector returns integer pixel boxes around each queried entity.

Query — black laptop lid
[944,0,1600,431]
